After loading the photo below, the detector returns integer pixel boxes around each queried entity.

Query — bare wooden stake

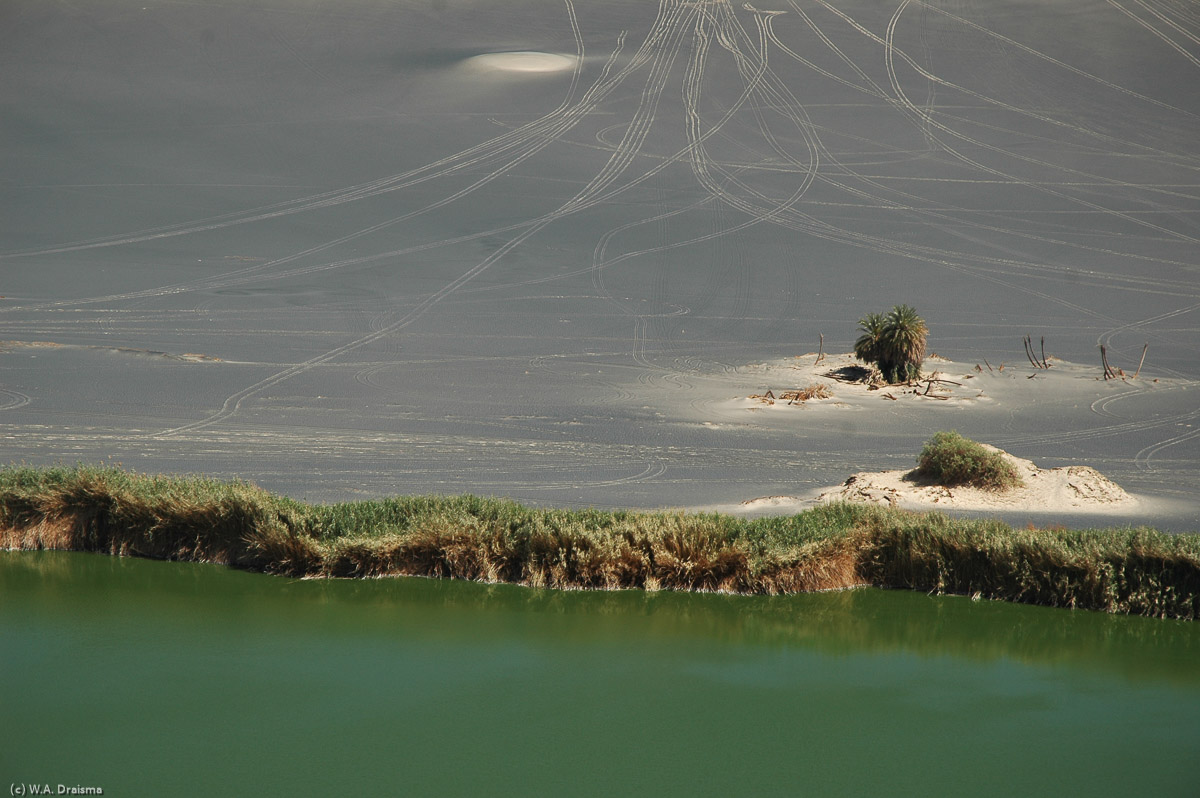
[1133,343,1148,379]
[815,333,825,365]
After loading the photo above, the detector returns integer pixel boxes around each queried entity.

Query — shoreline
[2,464,1197,620]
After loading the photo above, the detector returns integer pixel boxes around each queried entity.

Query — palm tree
[853,312,886,366]
[878,304,928,383]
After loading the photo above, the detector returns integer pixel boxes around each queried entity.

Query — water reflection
[6,550,1197,685]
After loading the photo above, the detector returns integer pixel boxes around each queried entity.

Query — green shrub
[914,431,1023,491]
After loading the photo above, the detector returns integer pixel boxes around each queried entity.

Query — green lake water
[2,551,1198,796]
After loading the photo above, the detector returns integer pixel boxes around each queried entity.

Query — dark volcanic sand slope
[1,0,1198,527]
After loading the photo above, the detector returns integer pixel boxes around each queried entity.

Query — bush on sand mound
[914,431,1023,491]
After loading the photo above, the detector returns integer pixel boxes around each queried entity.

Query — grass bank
[2,465,1197,619]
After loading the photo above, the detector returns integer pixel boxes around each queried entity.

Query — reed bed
[2,465,1197,619]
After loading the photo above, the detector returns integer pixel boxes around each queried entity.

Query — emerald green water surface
[3,551,1198,796]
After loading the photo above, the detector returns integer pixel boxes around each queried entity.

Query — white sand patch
[738,495,802,510]
[727,352,995,413]
[817,445,1138,514]
[715,351,1178,419]
[465,51,576,73]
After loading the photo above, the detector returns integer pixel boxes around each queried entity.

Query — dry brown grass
[750,383,833,405]
[0,516,75,550]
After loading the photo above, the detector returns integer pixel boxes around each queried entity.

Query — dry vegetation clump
[750,383,833,405]
[913,431,1024,492]
[2,465,1197,619]
[0,464,320,574]
[787,384,833,402]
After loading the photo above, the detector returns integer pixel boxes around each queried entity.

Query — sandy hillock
[818,445,1135,513]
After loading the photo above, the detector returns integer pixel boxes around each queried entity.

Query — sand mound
[817,446,1136,513]
[465,52,576,73]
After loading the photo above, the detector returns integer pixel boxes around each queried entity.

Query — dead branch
[1024,335,1038,368]
[1023,335,1050,369]
[922,377,962,396]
